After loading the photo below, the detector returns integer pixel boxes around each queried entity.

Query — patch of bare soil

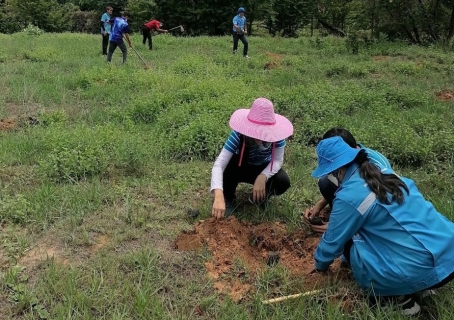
[2,103,42,118]
[0,119,15,130]
[19,233,110,272]
[175,216,351,302]
[435,90,454,102]
[264,52,284,70]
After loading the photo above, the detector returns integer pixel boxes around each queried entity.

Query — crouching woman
[211,98,293,218]
[310,136,454,316]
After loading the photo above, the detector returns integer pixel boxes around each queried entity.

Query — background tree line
[1,0,454,45]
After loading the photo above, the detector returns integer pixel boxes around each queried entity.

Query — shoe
[225,199,236,217]
[396,295,420,316]
[244,55,249,59]
[420,289,436,299]
[233,50,237,54]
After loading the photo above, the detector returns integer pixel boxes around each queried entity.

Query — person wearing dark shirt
[107,12,132,64]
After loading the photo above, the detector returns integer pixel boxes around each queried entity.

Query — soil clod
[266,251,280,267]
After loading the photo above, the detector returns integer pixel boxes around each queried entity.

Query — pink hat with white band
[229,98,293,142]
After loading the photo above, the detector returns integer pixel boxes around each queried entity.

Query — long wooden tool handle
[262,289,323,305]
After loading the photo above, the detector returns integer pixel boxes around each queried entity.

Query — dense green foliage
[2,0,454,46]
[0,32,453,319]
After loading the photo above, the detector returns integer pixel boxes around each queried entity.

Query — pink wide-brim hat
[229,98,293,142]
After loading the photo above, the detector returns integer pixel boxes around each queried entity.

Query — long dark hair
[323,128,357,148]
[354,150,409,205]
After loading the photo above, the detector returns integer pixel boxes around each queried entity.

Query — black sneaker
[397,295,420,316]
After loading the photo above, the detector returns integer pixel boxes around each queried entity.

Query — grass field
[0,31,453,319]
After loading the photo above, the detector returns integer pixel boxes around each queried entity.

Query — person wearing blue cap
[304,128,392,233]
[232,7,249,58]
[310,136,454,316]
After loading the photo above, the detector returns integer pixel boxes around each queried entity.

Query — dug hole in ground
[175,208,352,303]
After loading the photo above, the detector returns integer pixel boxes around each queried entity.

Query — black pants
[102,34,109,55]
[232,32,248,56]
[223,154,290,201]
[107,41,127,63]
[142,26,152,49]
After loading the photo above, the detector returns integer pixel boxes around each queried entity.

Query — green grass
[0,31,453,319]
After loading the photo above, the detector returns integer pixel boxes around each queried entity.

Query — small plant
[346,33,359,54]
[38,109,68,126]
[0,193,32,224]
[21,24,44,36]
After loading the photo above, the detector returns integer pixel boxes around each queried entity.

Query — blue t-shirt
[223,130,285,165]
[100,12,111,34]
[232,15,246,33]
[109,17,130,42]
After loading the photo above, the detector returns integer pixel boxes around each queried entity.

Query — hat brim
[311,148,360,178]
[229,109,293,142]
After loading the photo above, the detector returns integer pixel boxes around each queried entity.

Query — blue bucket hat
[238,7,245,13]
[312,136,360,178]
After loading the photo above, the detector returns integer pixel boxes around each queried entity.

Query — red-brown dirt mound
[0,119,15,130]
[175,216,350,301]
[435,90,454,102]
[264,52,284,70]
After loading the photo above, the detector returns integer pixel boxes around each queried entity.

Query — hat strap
[238,139,246,167]
[270,142,275,172]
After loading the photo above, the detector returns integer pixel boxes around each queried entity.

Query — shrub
[71,10,99,34]
[38,110,69,127]
[0,192,32,224]
[385,89,429,110]
[173,116,227,161]
[21,47,57,62]
[391,61,421,75]
[21,24,44,36]
[38,125,140,182]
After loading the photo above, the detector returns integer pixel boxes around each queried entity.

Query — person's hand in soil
[212,190,225,219]
[310,222,328,233]
[304,198,327,221]
[252,173,267,203]
[303,207,328,233]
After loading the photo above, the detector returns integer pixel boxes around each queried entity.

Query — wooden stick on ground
[262,289,324,305]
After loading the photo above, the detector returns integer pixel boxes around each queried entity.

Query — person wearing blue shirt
[100,6,113,55]
[304,128,392,233]
[232,7,249,58]
[310,136,454,316]
[107,12,132,64]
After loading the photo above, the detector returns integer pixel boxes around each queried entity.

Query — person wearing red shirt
[142,19,168,50]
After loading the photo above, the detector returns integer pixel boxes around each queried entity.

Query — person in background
[100,6,113,55]
[310,136,454,316]
[211,98,293,218]
[304,127,392,232]
[107,12,132,64]
[232,7,249,58]
[142,19,168,50]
